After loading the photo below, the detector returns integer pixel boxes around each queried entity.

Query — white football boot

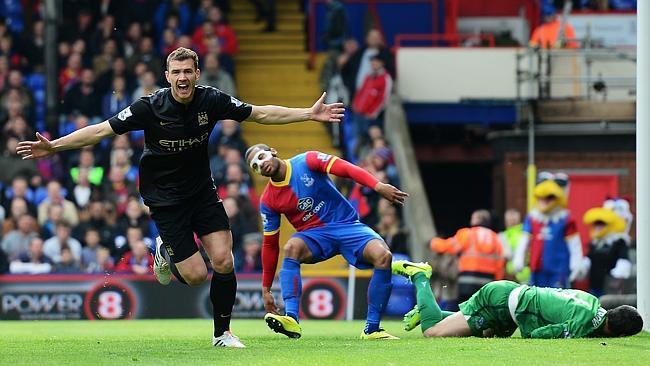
[212,331,246,348]
[153,236,171,285]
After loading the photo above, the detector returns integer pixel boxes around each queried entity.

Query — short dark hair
[607,305,643,337]
[244,143,271,162]
[166,47,199,71]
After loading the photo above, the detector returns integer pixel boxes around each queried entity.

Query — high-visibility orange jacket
[430,226,505,280]
[529,18,578,49]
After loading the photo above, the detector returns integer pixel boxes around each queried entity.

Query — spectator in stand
[160,28,179,57]
[204,6,238,57]
[71,167,101,208]
[226,181,259,219]
[375,203,409,256]
[3,115,33,143]
[321,38,358,105]
[132,70,161,100]
[529,3,578,49]
[103,164,138,216]
[101,76,132,120]
[2,197,29,234]
[40,203,64,239]
[2,69,34,114]
[96,57,136,96]
[81,227,102,272]
[154,0,192,37]
[9,237,53,274]
[92,38,119,77]
[91,16,123,56]
[1,213,37,260]
[73,200,116,249]
[235,232,263,273]
[43,221,82,264]
[115,238,153,274]
[0,34,26,70]
[218,163,258,208]
[261,0,276,32]
[92,0,127,28]
[88,247,115,274]
[223,196,257,254]
[210,143,234,185]
[127,37,163,77]
[59,52,83,96]
[53,246,82,273]
[342,29,394,99]
[370,147,399,186]
[70,148,104,188]
[201,52,236,96]
[61,8,94,46]
[321,0,348,52]
[113,225,147,262]
[355,126,385,160]
[70,38,92,68]
[110,147,139,184]
[37,180,79,227]
[123,22,143,60]
[351,55,392,148]
[0,135,39,186]
[118,196,152,239]
[63,68,101,119]
[212,119,247,156]
[0,55,9,91]
[21,20,45,71]
[2,176,37,214]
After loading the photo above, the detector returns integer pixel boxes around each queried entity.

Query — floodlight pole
[44,0,59,133]
[636,0,650,332]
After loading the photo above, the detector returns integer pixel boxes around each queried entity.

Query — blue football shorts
[292,221,382,269]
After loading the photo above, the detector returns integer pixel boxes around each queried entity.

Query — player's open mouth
[177,83,190,94]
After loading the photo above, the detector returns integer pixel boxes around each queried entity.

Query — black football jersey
[108,86,252,207]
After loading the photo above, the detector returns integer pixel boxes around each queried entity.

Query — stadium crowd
[0,0,409,276]
[0,0,260,276]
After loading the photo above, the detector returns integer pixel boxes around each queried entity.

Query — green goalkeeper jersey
[512,286,607,339]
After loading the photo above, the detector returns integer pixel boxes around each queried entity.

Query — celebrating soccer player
[15,47,345,348]
[245,144,408,340]
[392,260,643,338]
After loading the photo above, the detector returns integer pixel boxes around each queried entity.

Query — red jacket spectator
[352,57,392,119]
[192,21,238,57]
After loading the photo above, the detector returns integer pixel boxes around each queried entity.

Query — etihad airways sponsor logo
[159,132,209,151]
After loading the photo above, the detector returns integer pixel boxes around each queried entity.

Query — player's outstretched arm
[249,92,344,124]
[16,121,116,160]
[320,155,409,205]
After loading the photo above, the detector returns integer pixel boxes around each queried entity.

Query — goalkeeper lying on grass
[392,260,643,338]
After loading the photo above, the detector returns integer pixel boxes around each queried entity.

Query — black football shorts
[149,188,230,262]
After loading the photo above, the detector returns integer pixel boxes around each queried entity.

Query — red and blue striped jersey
[260,151,359,235]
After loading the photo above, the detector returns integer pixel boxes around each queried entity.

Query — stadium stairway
[230,1,351,274]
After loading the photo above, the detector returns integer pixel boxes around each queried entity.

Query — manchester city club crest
[198,111,208,126]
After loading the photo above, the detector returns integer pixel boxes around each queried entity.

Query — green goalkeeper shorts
[459,280,520,337]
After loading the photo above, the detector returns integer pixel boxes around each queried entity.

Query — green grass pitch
[1,319,649,366]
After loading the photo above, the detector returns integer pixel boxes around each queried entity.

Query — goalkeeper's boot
[391,260,432,280]
[153,236,172,285]
[264,313,302,339]
[212,330,246,348]
[403,305,422,332]
[359,329,399,340]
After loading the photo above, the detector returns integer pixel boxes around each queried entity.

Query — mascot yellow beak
[583,207,626,239]
[534,180,567,211]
